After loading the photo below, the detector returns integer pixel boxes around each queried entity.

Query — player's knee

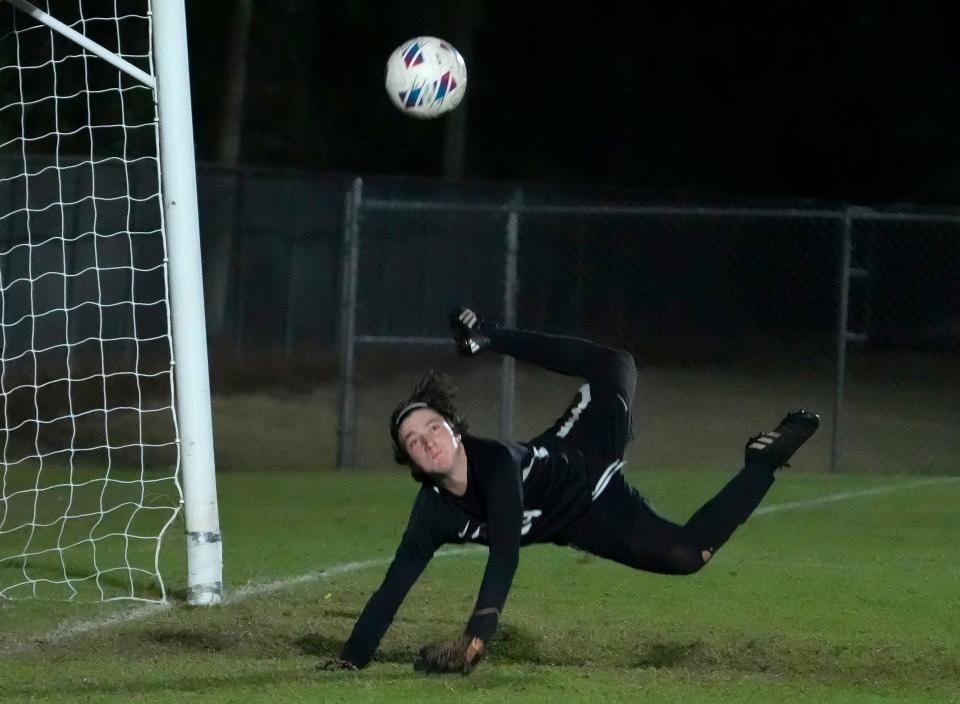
[623,537,707,575]
[672,556,706,576]
[614,350,637,396]
[594,349,637,400]
[665,545,707,575]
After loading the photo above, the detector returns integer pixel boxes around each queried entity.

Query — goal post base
[186,531,224,606]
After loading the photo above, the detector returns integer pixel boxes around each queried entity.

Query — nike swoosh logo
[458,521,470,538]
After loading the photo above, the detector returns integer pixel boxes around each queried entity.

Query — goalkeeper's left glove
[449,306,493,356]
[413,634,484,674]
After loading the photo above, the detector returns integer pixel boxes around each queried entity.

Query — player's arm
[339,489,443,668]
[463,447,523,643]
[415,445,523,673]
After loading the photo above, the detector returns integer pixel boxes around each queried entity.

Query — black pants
[489,325,775,575]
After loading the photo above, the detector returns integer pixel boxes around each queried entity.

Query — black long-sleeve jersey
[340,433,593,668]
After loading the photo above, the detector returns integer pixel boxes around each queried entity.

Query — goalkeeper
[332,307,820,673]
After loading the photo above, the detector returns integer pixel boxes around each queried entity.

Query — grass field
[2,466,959,703]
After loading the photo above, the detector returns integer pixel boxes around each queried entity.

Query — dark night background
[186,2,960,206]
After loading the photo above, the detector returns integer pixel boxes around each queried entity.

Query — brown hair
[390,371,468,482]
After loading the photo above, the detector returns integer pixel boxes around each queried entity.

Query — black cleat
[450,307,493,356]
[745,409,820,470]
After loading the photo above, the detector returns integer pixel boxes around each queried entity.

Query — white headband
[395,401,429,428]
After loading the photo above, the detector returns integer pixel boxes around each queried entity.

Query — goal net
[0,0,189,602]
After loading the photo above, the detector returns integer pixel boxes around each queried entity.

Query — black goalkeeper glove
[449,307,493,356]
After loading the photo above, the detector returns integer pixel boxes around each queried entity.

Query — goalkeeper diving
[326,308,820,673]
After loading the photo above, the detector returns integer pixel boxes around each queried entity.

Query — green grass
[2,468,959,703]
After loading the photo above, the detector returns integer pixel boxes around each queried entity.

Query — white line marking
[9,477,959,652]
[0,602,171,656]
[753,476,960,516]
[5,547,482,655]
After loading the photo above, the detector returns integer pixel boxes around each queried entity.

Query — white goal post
[0,0,221,604]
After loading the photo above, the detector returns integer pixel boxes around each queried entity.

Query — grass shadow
[293,632,341,658]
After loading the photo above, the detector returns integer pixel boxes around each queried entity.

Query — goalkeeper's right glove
[449,307,493,356]
[413,634,484,674]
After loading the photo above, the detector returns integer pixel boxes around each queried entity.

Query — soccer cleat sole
[746,409,820,469]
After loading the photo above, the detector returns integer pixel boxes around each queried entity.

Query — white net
[0,0,181,601]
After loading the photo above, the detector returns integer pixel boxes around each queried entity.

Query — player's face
[398,408,461,475]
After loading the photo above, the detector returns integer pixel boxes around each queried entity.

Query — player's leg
[561,468,773,575]
[553,473,706,575]
[451,307,637,471]
[681,409,821,561]
[556,410,820,574]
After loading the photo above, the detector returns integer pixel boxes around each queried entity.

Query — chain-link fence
[186,167,959,475]
[336,177,960,475]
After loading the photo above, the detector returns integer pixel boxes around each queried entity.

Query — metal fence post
[284,236,297,356]
[337,177,362,468]
[233,171,247,357]
[500,189,521,441]
[831,207,854,473]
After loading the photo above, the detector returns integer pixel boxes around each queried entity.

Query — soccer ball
[384,36,467,119]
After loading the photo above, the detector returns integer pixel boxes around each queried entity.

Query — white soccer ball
[384,36,467,119]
